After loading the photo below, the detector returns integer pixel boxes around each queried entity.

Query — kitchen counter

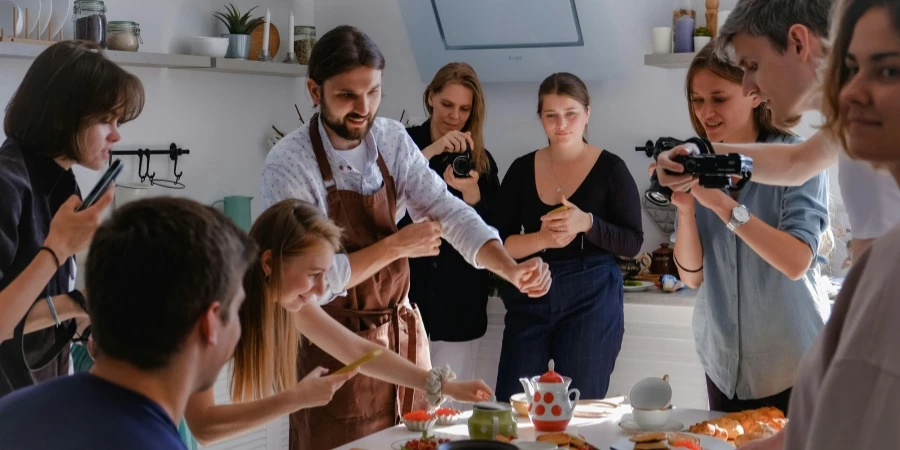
[624,287,697,308]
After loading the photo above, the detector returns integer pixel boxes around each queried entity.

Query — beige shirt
[785,225,900,449]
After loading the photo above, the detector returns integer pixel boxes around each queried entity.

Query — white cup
[652,27,673,54]
[115,183,150,209]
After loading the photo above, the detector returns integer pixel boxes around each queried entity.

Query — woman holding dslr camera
[400,62,500,384]
[671,43,829,414]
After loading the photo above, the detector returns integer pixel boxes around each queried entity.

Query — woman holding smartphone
[184,199,492,450]
[0,41,142,397]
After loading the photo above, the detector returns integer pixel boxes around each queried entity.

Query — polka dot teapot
[519,359,581,432]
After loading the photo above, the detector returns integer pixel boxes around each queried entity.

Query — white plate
[48,0,68,39]
[623,281,654,292]
[36,0,49,35]
[0,0,24,36]
[619,418,684,433]
[17,0,37,36]
[610,432,733,450]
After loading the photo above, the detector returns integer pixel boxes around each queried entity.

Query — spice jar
[73,0,108,48]
[108,21,141,52]
[294,26,316,65]
[650,243,679,277]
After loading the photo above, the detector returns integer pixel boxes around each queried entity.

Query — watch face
[734,206,750,222]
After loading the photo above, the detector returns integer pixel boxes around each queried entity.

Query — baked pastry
[536,433,571,446]
[724,412,757,433]
[757,406,785,419]
[770,417,788,431]
[709,417,744,439]
[633,442,669,450]
[630,432,667,443]
[689,421,728,440]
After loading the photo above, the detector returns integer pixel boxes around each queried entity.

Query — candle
[262,9,271,55]
[674,15,695,53]
[289,12,295,50]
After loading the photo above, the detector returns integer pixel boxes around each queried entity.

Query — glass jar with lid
[108,21,141,52]
[73,0,108,48]
[294,26,316,65]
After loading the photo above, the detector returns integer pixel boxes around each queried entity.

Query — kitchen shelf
[0,41,211,69]
[0,41,308,77]
[644,52,697,69]
[205,57,308,78]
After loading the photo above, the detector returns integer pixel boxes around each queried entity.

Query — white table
[336,406,725,449]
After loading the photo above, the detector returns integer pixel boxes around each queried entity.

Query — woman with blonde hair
[400,62,500,383]
[184,199,491,450]
[672,42,830,414]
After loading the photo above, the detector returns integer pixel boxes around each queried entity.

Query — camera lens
[453,155,472,177]
[684,159,698,173]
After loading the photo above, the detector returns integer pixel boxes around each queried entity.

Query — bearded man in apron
[261,25,553,450]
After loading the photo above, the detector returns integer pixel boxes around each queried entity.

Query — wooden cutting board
[249,23,279,60]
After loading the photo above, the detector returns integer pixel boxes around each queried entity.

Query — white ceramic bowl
[403,417,436,432]
[189,36,229,57]
[632,405,673,430]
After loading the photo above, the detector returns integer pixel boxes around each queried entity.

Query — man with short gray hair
[655,0,900,260]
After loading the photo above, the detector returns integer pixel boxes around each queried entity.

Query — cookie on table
[629,432,667,443]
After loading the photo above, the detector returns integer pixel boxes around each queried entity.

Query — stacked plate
[0,0,69,39]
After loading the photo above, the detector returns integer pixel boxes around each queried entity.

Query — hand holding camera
[423,130,474,160]
[636,136,754,207]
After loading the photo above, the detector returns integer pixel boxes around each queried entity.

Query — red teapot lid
[538,359,564,383]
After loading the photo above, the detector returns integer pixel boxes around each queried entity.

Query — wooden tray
[249,22,279,60]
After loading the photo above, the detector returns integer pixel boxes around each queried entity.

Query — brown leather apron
[290,115,431,450]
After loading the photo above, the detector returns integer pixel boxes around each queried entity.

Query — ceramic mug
[212,195,252,231]
[468,402,517,440]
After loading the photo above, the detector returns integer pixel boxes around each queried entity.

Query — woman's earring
[265,274,271,284]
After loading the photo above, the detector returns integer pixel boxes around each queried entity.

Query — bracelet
[39,246,62,268]
[673,254,703,273]
[425,364,456,408]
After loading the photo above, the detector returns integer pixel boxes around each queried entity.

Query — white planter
[693,36,711,51]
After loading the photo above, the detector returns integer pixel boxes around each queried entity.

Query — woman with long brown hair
[493,72,643,402]
[400,62,500,386]
[183,199,492,449]
[672,43,829,414]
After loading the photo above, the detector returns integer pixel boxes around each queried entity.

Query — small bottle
[73,0,108,48]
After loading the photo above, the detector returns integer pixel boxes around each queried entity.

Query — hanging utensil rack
[109,143,190,189]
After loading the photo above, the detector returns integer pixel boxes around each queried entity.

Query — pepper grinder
[706,0,720,37]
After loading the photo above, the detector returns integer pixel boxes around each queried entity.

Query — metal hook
[141,149,156,182]
[138,151,146,183]
[169,143,183,180]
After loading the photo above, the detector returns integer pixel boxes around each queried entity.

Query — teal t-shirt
[71,344,199,450]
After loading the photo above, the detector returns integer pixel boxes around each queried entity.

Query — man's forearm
[475,240,517,280]
[712,131,839,186]
[345,237,402,289]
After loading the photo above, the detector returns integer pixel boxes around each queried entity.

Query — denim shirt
[688,133,829,400]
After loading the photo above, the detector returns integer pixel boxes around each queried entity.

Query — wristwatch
[727,204,750,231]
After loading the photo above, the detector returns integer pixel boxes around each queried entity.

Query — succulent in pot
[214,4,264,59]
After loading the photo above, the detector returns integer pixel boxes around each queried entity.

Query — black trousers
[705,374,791,414]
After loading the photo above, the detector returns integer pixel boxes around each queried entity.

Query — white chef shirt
[260,117,501,305]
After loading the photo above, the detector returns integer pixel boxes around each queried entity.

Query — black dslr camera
[447,145,473,178]
[635,137,753,207]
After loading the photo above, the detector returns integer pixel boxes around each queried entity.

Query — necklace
[549,143,586,194]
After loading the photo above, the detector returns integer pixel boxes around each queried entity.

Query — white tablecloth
[336,406,725,450]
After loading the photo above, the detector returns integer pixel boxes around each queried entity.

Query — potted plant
[214,4,264,60]
[693,26,712,52]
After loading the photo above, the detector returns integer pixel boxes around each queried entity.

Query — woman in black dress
[401,62,500,384]
[494,73,643,401]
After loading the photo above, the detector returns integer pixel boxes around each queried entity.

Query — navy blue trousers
[495,254,624,401]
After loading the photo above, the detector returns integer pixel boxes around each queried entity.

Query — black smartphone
[77,159,123,212]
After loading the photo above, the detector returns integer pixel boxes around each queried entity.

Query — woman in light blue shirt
[672,44,829,414]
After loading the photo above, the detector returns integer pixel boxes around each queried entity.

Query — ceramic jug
[519,360,581,432]
[467,402,517,440]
